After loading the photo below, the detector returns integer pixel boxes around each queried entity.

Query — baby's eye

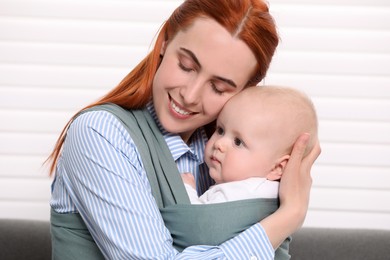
[216,126,224,136]
[234,137,244,147]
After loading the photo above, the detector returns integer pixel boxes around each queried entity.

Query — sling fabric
[51,209,105,260]
[50,104,290,259]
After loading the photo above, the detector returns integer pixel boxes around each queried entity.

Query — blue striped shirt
[51,103,274,259]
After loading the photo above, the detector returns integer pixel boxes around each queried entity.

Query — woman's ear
[160,41,167,56]
[266,155,290,181]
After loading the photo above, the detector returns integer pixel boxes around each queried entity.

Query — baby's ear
[266,155,290,181]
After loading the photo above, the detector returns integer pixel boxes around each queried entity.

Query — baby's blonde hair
[243,85,318,157]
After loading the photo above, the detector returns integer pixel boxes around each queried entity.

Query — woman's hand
[279,133,321,225]
[260,133,321,249]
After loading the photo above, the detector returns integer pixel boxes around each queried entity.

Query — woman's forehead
[168,18,257,88]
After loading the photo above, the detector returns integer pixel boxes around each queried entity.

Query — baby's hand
[181,173,196,189]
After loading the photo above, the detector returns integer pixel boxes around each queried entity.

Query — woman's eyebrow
[214,76,237,89]
[180,47,237,88]
[180,47,201,67]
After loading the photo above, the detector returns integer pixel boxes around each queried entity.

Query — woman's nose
[180,79,203,105]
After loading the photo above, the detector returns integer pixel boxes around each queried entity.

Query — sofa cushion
[0,219,51,260]
[1,218,390,260]
[289,227,390,260]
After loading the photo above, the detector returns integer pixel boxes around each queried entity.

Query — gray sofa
[1,218,390,260]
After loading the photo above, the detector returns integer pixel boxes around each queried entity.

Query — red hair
[47,0,279,175]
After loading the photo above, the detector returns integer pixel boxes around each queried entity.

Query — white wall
[0,0,389,229]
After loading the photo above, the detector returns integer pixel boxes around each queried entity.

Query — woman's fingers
[284,133,311,174]
[280,133,310,191]
[302,138,321,172]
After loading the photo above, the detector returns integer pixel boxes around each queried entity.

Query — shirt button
[250,256,257,260]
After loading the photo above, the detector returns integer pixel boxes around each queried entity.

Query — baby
[182,85,318,204]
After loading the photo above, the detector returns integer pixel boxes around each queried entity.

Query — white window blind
[0,0,389,230]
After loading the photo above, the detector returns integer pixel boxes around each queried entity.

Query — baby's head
[246,85,318,157]
[205,85,318,184]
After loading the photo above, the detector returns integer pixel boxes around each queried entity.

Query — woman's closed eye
[178,53,197,72]
[178,61,194,72]
[179,61,194,72]
[210,81,224,95]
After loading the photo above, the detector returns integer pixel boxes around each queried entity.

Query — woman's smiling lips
[168,95,196,119]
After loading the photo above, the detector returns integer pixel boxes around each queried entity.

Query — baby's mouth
[210,155,221,164]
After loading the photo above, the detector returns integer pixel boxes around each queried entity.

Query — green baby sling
[50,104,290,259]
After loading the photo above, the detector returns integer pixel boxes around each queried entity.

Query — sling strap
[51,209,105,260]
[51,104,290,259]
[86,104,191,208]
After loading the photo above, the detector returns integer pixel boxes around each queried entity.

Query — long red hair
[47,0,279,175]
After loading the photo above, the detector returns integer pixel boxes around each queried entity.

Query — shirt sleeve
[59,111,274,259]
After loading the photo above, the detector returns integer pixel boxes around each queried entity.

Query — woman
[48,0,321,259]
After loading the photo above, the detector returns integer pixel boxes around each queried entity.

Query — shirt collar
[146,101,208,163]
